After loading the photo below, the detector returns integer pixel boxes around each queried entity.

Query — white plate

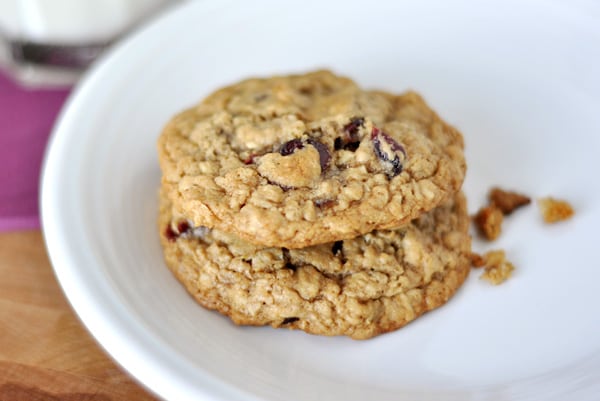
[41,0,600,400]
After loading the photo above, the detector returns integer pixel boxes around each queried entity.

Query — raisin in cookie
[158,70,466,248]
[159,190,471,340]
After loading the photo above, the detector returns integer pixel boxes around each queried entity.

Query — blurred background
[0,3,181,399]
[0,0,180,232]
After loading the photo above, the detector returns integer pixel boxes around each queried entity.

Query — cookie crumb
[470,252,486,268]
[480,250,514,285]
[538,197,575,223]
[474,205,504,240]
[489,187,531,215]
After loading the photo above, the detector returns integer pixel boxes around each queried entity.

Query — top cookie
[158,70,466,248]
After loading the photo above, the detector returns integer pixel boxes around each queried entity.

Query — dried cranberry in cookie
[335,116,364,151]
[279,138,304,156]
[371,127,407,178]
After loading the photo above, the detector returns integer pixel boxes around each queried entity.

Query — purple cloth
[0,70,70,232]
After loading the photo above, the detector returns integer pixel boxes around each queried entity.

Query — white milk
[0,0,174,43]
[0,0,177,86]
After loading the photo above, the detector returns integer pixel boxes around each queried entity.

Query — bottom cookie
[159,191,471,339]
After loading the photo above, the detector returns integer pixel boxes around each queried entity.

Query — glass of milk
[0,0,178,87]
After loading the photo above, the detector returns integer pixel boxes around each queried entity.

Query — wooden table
[0,230,158,401]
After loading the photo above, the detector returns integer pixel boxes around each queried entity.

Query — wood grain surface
[0,230,158,401]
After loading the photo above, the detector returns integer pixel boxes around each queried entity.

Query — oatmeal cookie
[158,70,466,248]
[159,190,471,340]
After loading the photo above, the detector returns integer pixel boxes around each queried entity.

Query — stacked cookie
[157,70,470,339]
